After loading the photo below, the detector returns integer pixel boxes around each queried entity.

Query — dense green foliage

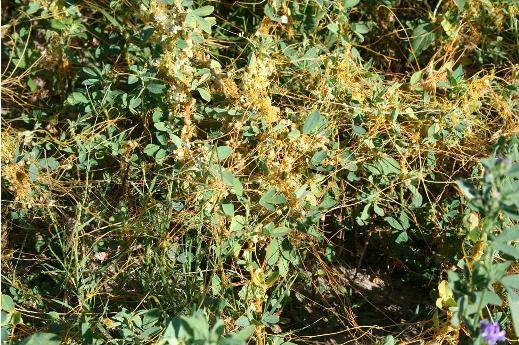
[1,0,518,344]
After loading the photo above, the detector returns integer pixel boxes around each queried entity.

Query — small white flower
[154,13,168,24]
[280,15,288,24]
[94,252,109,263]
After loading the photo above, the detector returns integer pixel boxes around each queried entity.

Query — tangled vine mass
[1,0,519,344]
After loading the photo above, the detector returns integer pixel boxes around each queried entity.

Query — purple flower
[480,320,506,345]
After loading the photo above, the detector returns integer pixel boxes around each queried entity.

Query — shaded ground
[283,263,433,344]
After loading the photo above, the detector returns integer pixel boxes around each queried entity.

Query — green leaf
[155,132,168,145]
[295,184,309,199]
[226,325,255,343]
[259,188,287,211]
[359,203,370,222]
[507,289,519,337]
[28,163,39,182]
[383,335,395,345]
[128,75,139,84]
[385,217,404,231]
[327,22,339,33]
[502,274,519,289]
[373,204,385,216]
[38,157,59,170]
[171,134,183,148]
[82,78,99,86]
[496,225,519,242]
[10,310,22,325]
[352,125,366,135]
[409,23,436,60]
[265,271,280,286]
[486,291,503,306]
[97,7,121,29]
[230,215,246,233]
[172,201,184,211]
[395,231,408,244]
[211,274,221,295]
[449,65,464,84]
[303,109,326,134]
[492,242,519,258]
[248,53,257,69]
[18,333,61,345]
[427,123,440,138]
[408,185,423,208]
[197,88,211,102]
[129,96,141,110]
[410,70,423,85]
[267,226,291,238]
[222,203,234,216]
[379,155,401,175]
[454,0,466,10]
[465,291,502,315]
[288,129,300,141]
[261,313,279,325]
[343,0,360,9]
[235,316,250,327]
[456,179,478,200]
[152,109,163,122]
[155,148,168,161]
[340,150,357,171]
[195,16,215,34]
[266,239,280,266]
[232,180,244,197]
[504,207,519,221]
[27,78,37,92]
[221,169,234,186]
[1,295,14,312]
[299,47,320,72]
[147,83,166,94]
[412,192,423,208]
[50,19,65,30]
[310,150,327,167]
[216,146,232,161]
[352,22,369,34]
[278,256,289,277]
[144,144,160,157]
[192,5,214,17]
[70,92,89,104]
[221,169,243,197]
[27,2,40,15]
[508,163,519,178]
[83,67,98,78]
[154,122,168,131]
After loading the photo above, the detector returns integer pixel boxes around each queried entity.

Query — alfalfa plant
[447,156,519,343]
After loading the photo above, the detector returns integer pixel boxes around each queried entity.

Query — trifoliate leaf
[260,188,287,211]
